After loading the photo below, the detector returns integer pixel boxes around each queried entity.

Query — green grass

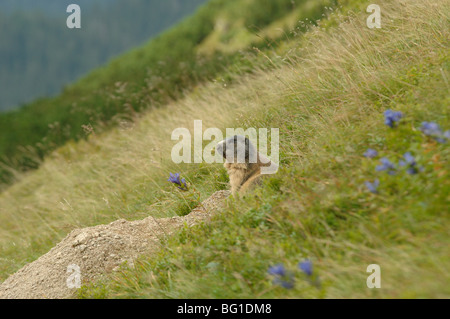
[0,0,449,299]
[78,0,449,298]
[0,0,340,282]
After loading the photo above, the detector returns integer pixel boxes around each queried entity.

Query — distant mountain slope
[0,0,207,111]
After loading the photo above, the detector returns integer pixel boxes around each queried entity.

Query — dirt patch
[0,190,230,299]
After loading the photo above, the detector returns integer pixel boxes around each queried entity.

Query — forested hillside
[0,0,206,111]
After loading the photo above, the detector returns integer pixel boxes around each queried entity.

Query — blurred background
[0,0,207,112]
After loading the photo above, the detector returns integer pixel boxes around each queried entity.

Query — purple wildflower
[268,264,286,276]
[273,277,295,289]
[384,110,403,128]
[420,122,442,136]
[364,148,378,158]
[365,179,380,193]
[376,158,396,175]
[420,122,449,143]
[168,173,188,191]
[399,152,416,166]
[404,152,415,165]
[298,259,313,276]
[399,152,418,175]
[444,130,450,140]
[268,264,294,289]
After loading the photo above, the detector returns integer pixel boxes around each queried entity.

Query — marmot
[216,135,278,195]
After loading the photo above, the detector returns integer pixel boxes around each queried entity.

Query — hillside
[0,0,207,112]
[0,0,449,299]
[0,0,326,188]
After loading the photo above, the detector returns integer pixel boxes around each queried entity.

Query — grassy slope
[80,0,449,298]
[0,0,337,281]
[0,0,338,279]
[0,0,449,298]
[0,0,324,187]
[0,0,218,183]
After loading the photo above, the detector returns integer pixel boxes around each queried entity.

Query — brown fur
[224,154,274,195]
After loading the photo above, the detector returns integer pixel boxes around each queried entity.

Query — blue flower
[399,152,418,175]
[444,130,450,140]
[376,158,396,175]
[298,259,313,276]
[420,122,442,136]
[420,122,449,143]
[168,172,188,190]
[273,277,295,289]
[364,148,378,158]
[404,152,415,165]
[268,264,286,276]
[384,110,403,128]
[168,172,179,183]
[268,264,295,289]
[365,179,380,193]
[399,152,416,166]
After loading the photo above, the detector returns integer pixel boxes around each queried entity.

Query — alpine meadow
[0,0,448,299]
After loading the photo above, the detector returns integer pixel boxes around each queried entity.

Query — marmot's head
[216,135,257,164]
